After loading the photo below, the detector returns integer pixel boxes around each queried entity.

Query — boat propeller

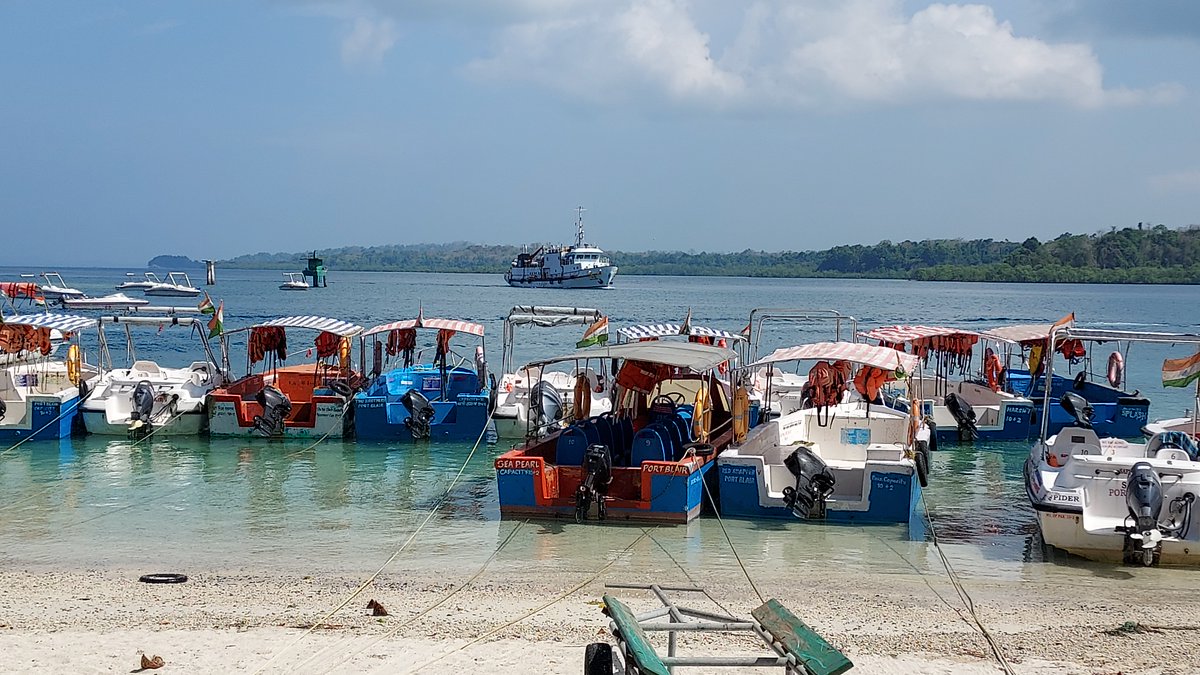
[782,446,836,519]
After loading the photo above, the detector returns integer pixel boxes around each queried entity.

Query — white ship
[505,207,618,289]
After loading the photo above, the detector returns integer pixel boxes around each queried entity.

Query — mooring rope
[0,385,95,458]
[251,407,496,675]
[700,477,764,604]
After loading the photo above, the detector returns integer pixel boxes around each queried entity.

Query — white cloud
[458,0,1179,110]
[341,16,398,66]
[1149,169,1200,193]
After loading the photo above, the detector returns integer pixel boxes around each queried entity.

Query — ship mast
[574,205,586,247]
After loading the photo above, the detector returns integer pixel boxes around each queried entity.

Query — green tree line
[219,224,1200,284]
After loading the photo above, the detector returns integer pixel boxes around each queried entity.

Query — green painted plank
[752,599,853,675]
[602,595,670,675]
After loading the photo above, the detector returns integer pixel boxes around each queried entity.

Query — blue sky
[2,0,1198,266]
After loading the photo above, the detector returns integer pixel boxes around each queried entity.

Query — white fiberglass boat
[718,342,929,529]
[144,272,201,297]
[1026,327,1200,566]
[79,316,225,436]
[116,272,162,291]
[62,293,150,310]
[504,207,618,289]
[279,272,309,290]
[38,272,84,300]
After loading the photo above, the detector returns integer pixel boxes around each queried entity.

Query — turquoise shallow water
[1,268,1197,581]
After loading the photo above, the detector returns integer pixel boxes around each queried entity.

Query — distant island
[148,255,205,270]
[217,224,1200,284]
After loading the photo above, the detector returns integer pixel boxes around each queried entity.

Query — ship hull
[505,266,617,289]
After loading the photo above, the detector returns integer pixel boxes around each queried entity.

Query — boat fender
[683,442,715,458]
[915,440,930,488]
[327,379,353,398]
[1107,351,1124,389]
[1072,370,1087,390]
[139,573,188,584]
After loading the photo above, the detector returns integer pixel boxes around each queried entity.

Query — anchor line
[251,406,497,675]
[700,477,764,604]
[920,491,1016,675]
[406,526,656,675]
[646,529,734,618]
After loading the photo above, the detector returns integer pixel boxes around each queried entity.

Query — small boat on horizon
[504,207,618,289]
[37,272,84,300]
[144,272,201,297]
[279,272,309,291]
[62,293,150,310]
[116,272,162,291]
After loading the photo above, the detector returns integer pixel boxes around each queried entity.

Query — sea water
[1,267,1197,583]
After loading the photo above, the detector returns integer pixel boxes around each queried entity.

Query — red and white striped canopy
[860,325,977,343]
[364,318,485,337]
[750,341,921,374]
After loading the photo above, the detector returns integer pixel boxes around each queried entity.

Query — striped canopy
[750,341,921,374]
[254,316,363,337]
[860,325,977,343]
[526,340,736,371]
[1,313,97,332]
[364,318,485,337]
[619,323,746,342]
[979,324,1053,344]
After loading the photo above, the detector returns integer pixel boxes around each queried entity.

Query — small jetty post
[203,260,216,285]
[303,251,327,288]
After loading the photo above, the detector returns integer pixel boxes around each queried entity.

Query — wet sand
[1,548,1197,675]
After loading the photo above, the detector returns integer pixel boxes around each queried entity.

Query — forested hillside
[220,224,1200,284]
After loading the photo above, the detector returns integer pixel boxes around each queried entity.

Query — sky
[1,0,1199,266]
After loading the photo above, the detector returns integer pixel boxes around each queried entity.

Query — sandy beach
[2,542,1199,675]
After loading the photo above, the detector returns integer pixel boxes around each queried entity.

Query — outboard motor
[1060,392,1093,429]
[401,389,436,440]
[0,398,7,420]
[1124,461,1164,566]
[781,447,836,519]
[943,392,978,442]
[129,380,156,437]
[529,380,563,433]
[575,443,613,522]
[253,386,292,437]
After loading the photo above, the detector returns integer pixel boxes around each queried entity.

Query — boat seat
[581,419,601,446]
[1058,426,1103,456]
[593,416,616,456]
[130,360,161,375]
[630,425,670,466]
[556,425,590,466]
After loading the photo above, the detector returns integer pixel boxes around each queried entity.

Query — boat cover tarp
[364,318,484,337]
[751,341,920,374]
[254,316,363,337]
[525,341,736,372]
[979,324,1053,344]
[1054,328,1200,345]
[619,323,747,342]
[860,325,978,343]
[506,306,602,327]
[1,313,97,332]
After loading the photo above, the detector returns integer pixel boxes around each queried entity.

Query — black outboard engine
[943,392,978,442]
[1124,461,1164,566]
[1060,392,1093,429]
[128,380,156,437]
[0,398,8,420]
[575,443,613,522]
[530,380,563,433]
[781,447,836,519]
[253,385,292,437]
[401,389,436,440]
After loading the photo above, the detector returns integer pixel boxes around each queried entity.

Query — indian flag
[198,293,216,315]
[207,301,224,338]
[577,316,609,348]
[33,295,45,307]
[1163,351,1200,388]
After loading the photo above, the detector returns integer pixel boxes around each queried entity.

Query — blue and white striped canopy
[253,316,363,337]
[1,313,98,332]
[618,323,746,342]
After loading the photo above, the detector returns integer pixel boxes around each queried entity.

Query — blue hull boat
[1007,369,1149,439]
[354,364,491,441]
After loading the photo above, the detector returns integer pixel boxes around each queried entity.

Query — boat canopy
[2,313,98,332]
[619,323,746,342]
[505,306,602,328]
[364,318,484,337]
[1050,327,1200,345]
[860,325,978,343]
[524,341,736,372]
[249,316,363,337]
[750,341,921,374]
[979,324,1054,344]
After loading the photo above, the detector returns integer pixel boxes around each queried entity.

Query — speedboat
[504,206,618,289]
[861,325,1035,444]
[1026,327,1200,566]
[354,315,491,442]
[0,314,100,441]
[144,272,201,297]
[207,316,362,438]
[495,340,738,524]
[115,272,162,290]
[279,272,309,291]
[741,308,858,421]
[62,293,150,310]
[79,316,224,436]
[38,272,84,300]
[717,341,929,529]
[986,320,1149,438]
[493,306,613,440]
